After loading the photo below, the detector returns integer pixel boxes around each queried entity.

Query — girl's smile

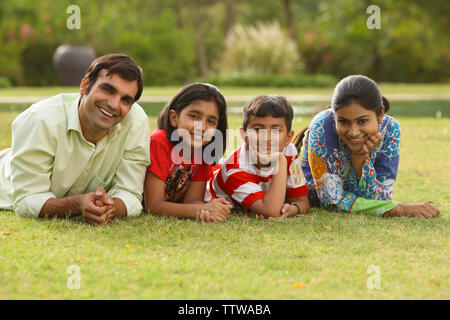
[169,100,219,148]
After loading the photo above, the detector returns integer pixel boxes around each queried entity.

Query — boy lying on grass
[204,95,310,219]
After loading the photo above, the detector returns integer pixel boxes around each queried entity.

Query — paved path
[0,94,449,104]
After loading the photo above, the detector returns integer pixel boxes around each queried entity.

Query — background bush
[110,11,197,86]
[21,40,59,86]
[200,74,337,87]
[0,77,12,88]
[217,21,301,77]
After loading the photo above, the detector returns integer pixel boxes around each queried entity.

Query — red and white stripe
[205,143,308,210]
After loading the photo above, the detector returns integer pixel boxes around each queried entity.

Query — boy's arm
[280,195,310,218]
[248,154,288,218]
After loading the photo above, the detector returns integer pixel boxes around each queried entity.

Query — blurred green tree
[0,0,448,86]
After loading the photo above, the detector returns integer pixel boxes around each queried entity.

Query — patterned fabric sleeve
[348,117,401,201]
[307,111,358,212]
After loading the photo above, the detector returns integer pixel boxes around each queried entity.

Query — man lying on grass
[0,54,150,226]
[204,95,310,219]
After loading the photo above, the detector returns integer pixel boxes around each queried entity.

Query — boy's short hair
[242,95,294,132]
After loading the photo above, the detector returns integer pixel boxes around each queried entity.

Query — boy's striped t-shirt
[204,143,308,211]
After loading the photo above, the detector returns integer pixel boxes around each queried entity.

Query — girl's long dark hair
[157,82,228,164]
[294,75,390,152]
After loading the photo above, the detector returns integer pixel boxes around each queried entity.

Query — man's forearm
[112,198,127,218]
[39,195,84,218]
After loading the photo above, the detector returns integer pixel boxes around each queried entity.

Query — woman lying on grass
[144,83,232,223]
[295,75,440,218]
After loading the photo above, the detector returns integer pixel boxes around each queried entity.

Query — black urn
[53,45,96,86]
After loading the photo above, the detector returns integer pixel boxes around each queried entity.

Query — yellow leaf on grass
[4,232,20,236]
[292,283,306,288]
[126,244,131,249]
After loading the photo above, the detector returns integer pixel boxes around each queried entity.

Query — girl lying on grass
[144,83,232,222]
[295,75,440,218]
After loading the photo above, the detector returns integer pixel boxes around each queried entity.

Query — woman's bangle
[290,202,301,215]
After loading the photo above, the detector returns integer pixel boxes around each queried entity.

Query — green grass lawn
[0,103,449,299]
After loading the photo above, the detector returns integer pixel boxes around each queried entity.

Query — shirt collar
[66,94,83,133]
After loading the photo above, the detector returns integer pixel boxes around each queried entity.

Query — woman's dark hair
[332,74,389,115]
[294,75,390,152]
[157,83,228,163]
[84,53,144,102]
[242,95,294,132]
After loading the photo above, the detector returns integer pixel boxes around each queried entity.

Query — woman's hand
[357,132,382,155]
[351,133,382,177]
[384,202,440,218]
[195,198,232,222]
